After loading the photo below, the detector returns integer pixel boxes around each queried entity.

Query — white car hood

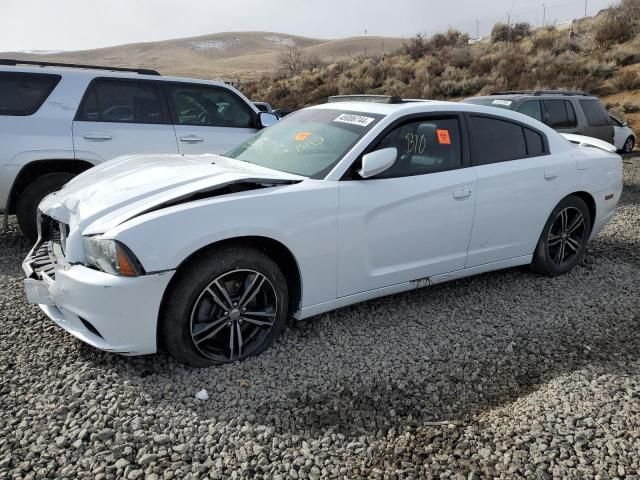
[40,153,303,236]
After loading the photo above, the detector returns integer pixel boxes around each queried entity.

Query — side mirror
[358,148,398,179]
[258,112,279,128]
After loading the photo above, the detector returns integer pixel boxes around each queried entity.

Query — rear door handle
[180,135,204,143]
[453,189,472,199]
[544,171,558,180]
[83,133,112,141]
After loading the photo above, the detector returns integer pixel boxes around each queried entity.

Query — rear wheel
[531,196,591,276]
[161,246,289,367]
[16,172,76,242]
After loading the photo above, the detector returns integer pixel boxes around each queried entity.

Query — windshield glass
[225,108,384,178]
[464,98,515,110]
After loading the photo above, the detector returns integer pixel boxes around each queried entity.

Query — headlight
[82,237,143,277]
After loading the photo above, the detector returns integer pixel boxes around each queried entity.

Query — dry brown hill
[1,31,404,80]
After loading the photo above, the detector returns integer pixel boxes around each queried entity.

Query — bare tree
[279,46,305,75]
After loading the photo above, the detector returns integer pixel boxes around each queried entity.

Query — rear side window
[76,79,167,124]
[516,101,542,122]
[580,99,610,127]
[543,99,577,128]
[524,128,545,156]
[469,116,527,165]
[0,72,61,116]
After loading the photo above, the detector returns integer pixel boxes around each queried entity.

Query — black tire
[531,195,592,276]
[622,136,635,154]
[16,172,76,242]
[161,246,289,367]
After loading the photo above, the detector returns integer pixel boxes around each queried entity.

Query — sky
[0,0,617,52]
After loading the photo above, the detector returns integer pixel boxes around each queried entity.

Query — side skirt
[296,255,532,320]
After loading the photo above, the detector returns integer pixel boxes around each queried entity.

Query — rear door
[73,78,178,162]
[466,114,570,267]
[579,99,615,144]
[166,82,259,154]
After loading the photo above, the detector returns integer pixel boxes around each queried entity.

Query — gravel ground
[1,156,640,480]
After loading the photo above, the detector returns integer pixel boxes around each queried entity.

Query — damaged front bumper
[22,214,175,355]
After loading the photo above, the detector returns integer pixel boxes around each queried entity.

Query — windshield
[225,108,384,178]
[464,98,515,110]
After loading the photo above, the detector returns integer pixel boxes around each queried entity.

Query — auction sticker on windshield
[334,114,376,127]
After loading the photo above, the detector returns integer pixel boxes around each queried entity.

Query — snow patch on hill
[190,38,241,51]
[265,36,296,47]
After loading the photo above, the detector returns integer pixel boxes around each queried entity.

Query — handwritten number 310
[405,133,427,154]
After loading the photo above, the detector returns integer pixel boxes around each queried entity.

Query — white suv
[0,59,277,240]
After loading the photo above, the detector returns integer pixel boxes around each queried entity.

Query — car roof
[0,64,233,88]
[309,99,457,115]
[466,93,599,101]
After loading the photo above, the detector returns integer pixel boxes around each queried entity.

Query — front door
[166,83,259,155]
[337,116,476,297]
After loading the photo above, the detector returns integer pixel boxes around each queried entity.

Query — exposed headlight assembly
[82,237,143,277]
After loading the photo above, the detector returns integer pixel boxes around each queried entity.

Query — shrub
[593,13,633,46]
[491,22,531,43]
[622,101,640,113]
[611,70,640,91]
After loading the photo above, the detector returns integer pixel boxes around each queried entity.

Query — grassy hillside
[243,0,640,133]
[2,32,403,80]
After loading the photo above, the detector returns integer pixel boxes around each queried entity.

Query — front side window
[371,117,462,178]
[580,99,611,127]
[543,99,577,128]
[516,100,542,122]
[0,72,61,116]
[225,109,384,178]
[169,84,254,128]
[609,115,622,127]
[76,79,166,124]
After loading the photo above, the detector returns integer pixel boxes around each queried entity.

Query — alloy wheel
[624,137,634,154]
[190,269,278,362]
[547,207,585,266]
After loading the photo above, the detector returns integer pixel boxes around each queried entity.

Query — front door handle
[83,133,112,141]
[453,189,472,199]
[180,135,204,143]
[544,171,558,180]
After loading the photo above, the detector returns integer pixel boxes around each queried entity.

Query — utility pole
[584,0,588,16]
[542,3,546,26]
[475,19,479,40]
[506,11,511,26]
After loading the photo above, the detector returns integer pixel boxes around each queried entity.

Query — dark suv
[463,90,614,144]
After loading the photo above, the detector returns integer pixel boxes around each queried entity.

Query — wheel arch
[7,159,95,214]
[157,235,303,348]
[570,191,596,234]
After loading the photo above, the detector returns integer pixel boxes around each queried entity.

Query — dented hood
[40,153,303,235]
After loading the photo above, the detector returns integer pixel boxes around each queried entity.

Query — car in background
[23,95,622,366]
[463,90,614,145]
[610,114,635,153]
[274,108,296,117]
[252,101,274,113]
[0,59,278,240]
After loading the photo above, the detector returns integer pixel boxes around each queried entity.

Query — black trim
[0,71,61,116]
[74,77,171,125]
[465,112,550,167]
[0,58,159,76]
[340,112,470,181]
[163,81,259,129]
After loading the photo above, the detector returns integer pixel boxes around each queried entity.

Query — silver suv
[463,90,614,145]
[0,59,277,240]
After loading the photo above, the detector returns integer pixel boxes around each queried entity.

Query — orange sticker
[437,129,451,145]
[295,131,311,141]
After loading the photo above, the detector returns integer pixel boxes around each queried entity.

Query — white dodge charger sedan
[23,96,622,367]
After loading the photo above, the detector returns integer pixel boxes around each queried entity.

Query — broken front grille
[25,215,68,281]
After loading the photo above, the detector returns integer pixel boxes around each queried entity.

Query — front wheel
[622,136,635,154]
[161,246,289,367]
[531,196,591,276]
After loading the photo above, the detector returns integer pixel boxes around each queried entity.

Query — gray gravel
[1,157,640,479]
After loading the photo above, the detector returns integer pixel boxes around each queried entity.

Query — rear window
[76,78,167,124]
[0,72,61,116]
[580,99,610,127]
